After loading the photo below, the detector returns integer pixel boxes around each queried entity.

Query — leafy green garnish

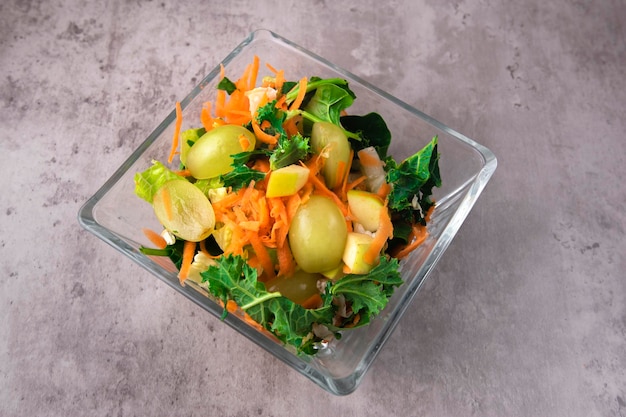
[340,113,391,159]
[197,254,403,354]
[386,136,441,223]
[253,100,311,170]
[134,160,183,202]
[329,256,403,326]
[220,165,266,190]
[201,255,334,352]
[193,177,224,195]
[140,238,186,269]
[302,83,355,126]
[255,100,286,137]
[217,77,237,95]
[269,133,310,170]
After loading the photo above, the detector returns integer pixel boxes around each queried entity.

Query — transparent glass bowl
[78,29,496,395]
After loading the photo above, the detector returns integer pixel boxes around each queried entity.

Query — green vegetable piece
[180,127,206,166]
[201,255,334,352]
[134,160,183,203]
[220,165,266,191]
[303,83,354,126]
[386,136,441,223]
[217,76,237,95]
[330,256,403,326]
[340,112,391,159]
[269,133,310,170]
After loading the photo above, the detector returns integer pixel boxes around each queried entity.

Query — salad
[134,55,441,355]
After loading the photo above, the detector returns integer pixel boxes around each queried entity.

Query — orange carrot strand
[167,101,183,164]
[289,77,308,111]
[178,240,196,285]
[142,228,167,249]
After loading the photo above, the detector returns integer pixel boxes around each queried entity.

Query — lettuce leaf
[134,160,183,202]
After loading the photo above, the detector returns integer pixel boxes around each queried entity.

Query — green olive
[265,269,322,306]
[310,121,351,189]
[186,125,256,179]
[288,195,347,273]
[153,179,215,242]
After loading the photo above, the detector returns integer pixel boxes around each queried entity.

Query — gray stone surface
[1,0,625,415]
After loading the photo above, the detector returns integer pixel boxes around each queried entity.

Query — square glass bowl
[78,29,496,395]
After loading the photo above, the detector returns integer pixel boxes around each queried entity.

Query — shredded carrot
[257,196,271,236]
[376,182,392,199]
[268,197,289,248]
[252,119,279,146]
[289,77,308,111]
[307,172,348,216]
[247,231,275,280]
[265,62,278,74]
[223,300,270,335]
[282,113,299,136]
[285,193,302,222]
[363,200,394,265]
[200,102,214,131]
[274,95,287,110]
[276,241,295,278]
[216,89,226,118]
[167,101,183,164]
[393,224,429,259]
[347,175,367,191]
[160,187,173,221]
[425,204,435,222]
[142,228,167,249]
[178,240,196,285]
[252,158,271,173]
[340,149,355,200]
[275,69,285,94]
[334,160,346,193]
[174,169,192,177]
[249,55,260,90]
[300,293,323,309]
[238,134,251,151]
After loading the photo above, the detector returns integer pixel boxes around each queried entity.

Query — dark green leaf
[386,136,440,223]
[303,83,354,126]
[330,256,403,323]
[269,133,311,170]
[220,165,266,190]
[200,255,334,351]
[217,77,237,95]
[340,112,391,158]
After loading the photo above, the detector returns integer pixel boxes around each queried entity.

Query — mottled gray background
[1,0,625,416]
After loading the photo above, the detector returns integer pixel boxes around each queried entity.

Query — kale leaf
[329,256,403,327]
[201,255,334,352]
[340,112,391,159]
[386,136,441,224]
[220,165,266,190]
[217,76,237,95]
[269,133,310,170]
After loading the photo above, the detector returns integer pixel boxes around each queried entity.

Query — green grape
[186,125,256,179]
